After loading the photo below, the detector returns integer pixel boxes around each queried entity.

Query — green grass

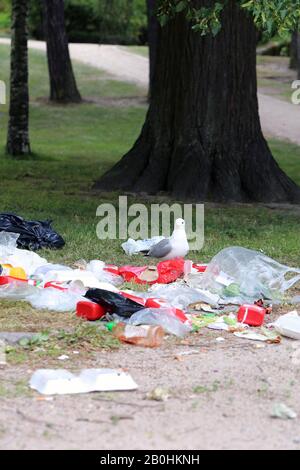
[0,44,300,341]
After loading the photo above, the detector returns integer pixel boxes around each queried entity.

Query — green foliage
[240,0,300,36]
[28,0,147,45]
[0,0,10,32]
[157,0,300,37]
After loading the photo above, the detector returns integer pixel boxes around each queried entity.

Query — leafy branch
[156,0,300,37]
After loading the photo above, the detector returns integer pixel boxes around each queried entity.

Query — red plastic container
[76,301,106,321]
[237,304,266,327]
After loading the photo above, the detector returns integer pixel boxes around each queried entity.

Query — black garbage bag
[0,213,65,250]
[85,288,144,319]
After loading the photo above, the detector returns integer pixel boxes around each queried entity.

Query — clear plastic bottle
[112,322,164,348]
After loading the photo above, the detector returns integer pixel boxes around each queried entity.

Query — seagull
[142,218,190,260]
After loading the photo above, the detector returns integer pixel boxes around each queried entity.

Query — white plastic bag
[26,287,84,312]
[86,260,123,286]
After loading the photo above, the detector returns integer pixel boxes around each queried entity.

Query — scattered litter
[0,339,6,368]
[119,258,185,285]
[271,403,297,420]
[111,323,164,348]
[173,349,199,358]
[151,283,220,309]
[234,329,281,344]
[85,288,144,318]
[147,387,170,402]
[58,355,69,361]
[1,233,300,355]
[30,369,138,395]
[125,308,191,337]
[76,300,106,321]
[27,287,84,312]
[122,236,165,256]
[188,302,216,313]
[216,337,225,342]
[207,314,241,332]
[237,304,266,327]
[274,311,300,340]
[0,232,47,277]
[197,246,300,304]
[255,343,266,349]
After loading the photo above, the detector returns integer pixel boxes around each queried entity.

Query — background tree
[95,0,300,203]
[147,0,159,97]
[42,0,81,103]
[7,0,31,156]
[290,32,298,70]
[297,32,300,79]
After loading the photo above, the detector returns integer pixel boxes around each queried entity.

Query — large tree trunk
[42,0,81,103]
[7,0,31,156]
[95,0,300,203]
[297,33,300,79]
[147,0,159,97]
[290,31,298,70]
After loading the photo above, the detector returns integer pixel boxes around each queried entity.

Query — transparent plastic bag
[26,287,84,312]
[86,260,123,287]
[0,281,37,301]
[0,231,47,276]
[149,282,220,309]
[198,247,300,304]
[0,231,19,256]
[126,308,192,337]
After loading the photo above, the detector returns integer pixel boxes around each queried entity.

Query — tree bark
[7,0,31,156]
[147,0,160,98]
[95,0,300,203]
[42,0,81,103]
[297,32,300,79]
[290,31,298,70]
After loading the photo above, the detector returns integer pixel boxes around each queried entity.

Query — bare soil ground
[1,303,300,450]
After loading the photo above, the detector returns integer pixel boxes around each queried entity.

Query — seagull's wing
[147,238,173,258]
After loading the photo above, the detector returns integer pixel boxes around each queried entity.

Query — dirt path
[1,38,299,146]
[1,321,300,450]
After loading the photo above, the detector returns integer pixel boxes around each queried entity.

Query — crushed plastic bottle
[127,308,192,337]
[112,322,164,348]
